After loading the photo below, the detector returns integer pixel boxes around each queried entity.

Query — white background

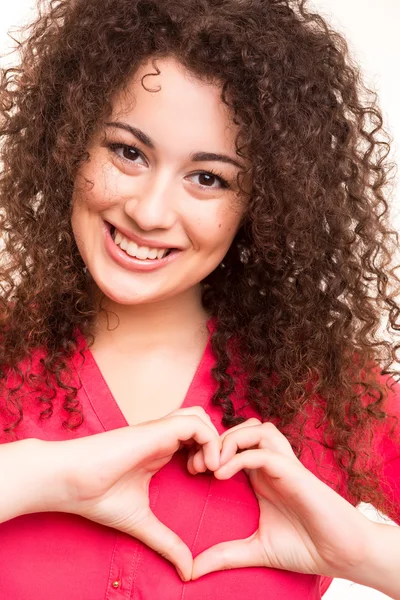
[0,1,399,598]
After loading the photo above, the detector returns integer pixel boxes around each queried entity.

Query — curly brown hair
[1,0,399,515]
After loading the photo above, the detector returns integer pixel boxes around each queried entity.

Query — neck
[92,284,210,352]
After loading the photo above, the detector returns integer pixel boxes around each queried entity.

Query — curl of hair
[1,0,400,515]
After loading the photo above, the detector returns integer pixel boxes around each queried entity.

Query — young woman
[0,0,399,598]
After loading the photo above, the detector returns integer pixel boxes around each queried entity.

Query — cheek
[71,188,110,229]
[211,202,245,246]
[72,159,120,214]
[70,176,107,252]
[192,209,242,255]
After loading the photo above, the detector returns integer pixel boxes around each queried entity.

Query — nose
[123,170,177,231]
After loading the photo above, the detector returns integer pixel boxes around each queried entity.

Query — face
[71,56,248,306]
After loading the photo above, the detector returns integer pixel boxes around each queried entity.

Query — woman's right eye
[107,142,147,166]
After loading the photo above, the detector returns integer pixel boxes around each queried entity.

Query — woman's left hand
[190,418,371,580]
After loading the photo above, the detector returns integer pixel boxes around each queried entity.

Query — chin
[92,277,166,306]
[96,282,141,305]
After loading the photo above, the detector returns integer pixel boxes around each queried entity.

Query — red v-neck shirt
[0,320,399,600]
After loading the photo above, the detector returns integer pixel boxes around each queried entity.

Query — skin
[71,56,248,349]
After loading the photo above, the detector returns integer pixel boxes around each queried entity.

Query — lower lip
[103,222,182,273]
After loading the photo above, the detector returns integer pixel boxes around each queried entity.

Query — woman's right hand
[47,407,221,580]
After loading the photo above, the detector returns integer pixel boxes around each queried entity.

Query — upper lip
[107,221,180,250]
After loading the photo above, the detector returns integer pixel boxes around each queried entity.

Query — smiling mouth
[109,224,175,260]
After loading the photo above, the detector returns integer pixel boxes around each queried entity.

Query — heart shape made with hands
[142,415,295,582]
[142,414,365,585]
[126,415,266,582]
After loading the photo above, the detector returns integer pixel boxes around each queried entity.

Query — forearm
[344,520,400,599]
[0,438,64,522]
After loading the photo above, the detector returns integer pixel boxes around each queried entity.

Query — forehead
[108,57,239,157]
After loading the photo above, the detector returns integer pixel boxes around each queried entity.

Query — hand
[52,406,221,581]
[190,418,371,580]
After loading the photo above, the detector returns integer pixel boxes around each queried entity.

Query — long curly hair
[1,0,399,514]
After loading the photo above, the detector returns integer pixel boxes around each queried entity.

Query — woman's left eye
[186,171,230,190]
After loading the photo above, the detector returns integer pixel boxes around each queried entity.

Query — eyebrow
[104,120,244,169]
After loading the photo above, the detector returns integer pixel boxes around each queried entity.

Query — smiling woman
[0,0,400,599]
[71,57,247,305]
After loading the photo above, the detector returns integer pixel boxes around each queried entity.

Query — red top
[1,320,399,599]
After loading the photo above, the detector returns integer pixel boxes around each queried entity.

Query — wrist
[19,438,71,515]
[0,438,68,520]
[341,518,400,599]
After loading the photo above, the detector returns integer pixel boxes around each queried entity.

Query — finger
[171,408,221,466]
[187,449,196,474]
[186,447,207,475]
[221,422,295,466]
[215,448,291,480]
[186,446,206,475]
[171,415,221,471]
[219,418,262,445]
[220,424,265,466]
[128,510,193,581]
[192,447,207,473]
[169,406,220,440]
[192,534,264,579]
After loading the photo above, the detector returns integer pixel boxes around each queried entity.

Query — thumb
[128,511,193,581]
[192,534,263,579]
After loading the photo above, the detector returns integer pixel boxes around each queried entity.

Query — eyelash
[107,142,231,190]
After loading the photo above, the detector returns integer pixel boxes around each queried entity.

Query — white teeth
[136,245,150,260]
[112,227,170,260]
[148,248,158,259]
[126,241,138,257]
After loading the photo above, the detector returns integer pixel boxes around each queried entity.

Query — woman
[0,0,399,598]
